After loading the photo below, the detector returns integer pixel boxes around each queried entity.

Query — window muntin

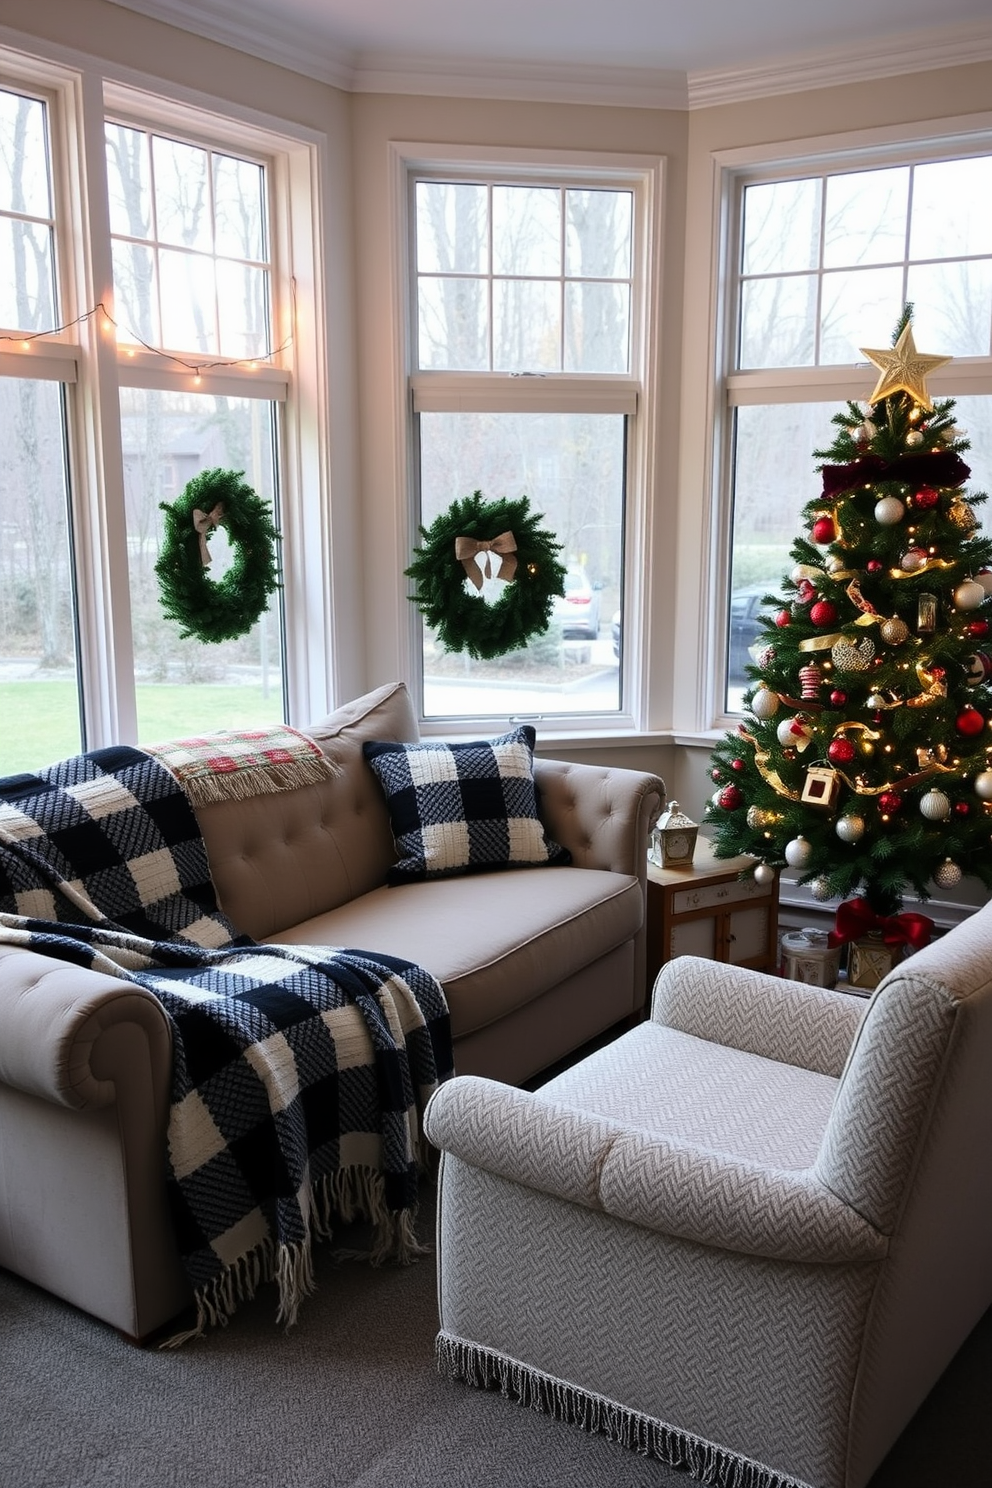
[721,142,992,719]
[0,87,56,332]
[415,181,633,375]
[738,155,992,371]
[410,166,644,726]
[105,122,270,358]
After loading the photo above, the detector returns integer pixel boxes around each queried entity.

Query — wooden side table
[645,836,779,1000]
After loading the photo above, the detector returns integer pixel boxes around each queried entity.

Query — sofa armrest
[651,956,865,1078]
[425,1075,887,1264]
[532,759,665,877]
[0,945,172,1110]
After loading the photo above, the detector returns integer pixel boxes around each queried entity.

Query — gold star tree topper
[859,322,951,412]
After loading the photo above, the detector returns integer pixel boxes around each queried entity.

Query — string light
[0,292,295,377]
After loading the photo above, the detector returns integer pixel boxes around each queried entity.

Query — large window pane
[416,182,488,274]
[493,185,560,276]
[566,189,632,279]
[742,178,821,276]
[739,275,818,368]
[820,265,904,363]
[493,279,560,371]
[0,88,55,332]
[726,403,837,712]
[907,260,992,357]
[418,412,624,719]
[565,281,630,373]
[823,167,908,268]
[120,388,285,740]
[910,157,992,261]
[0,377,81,772]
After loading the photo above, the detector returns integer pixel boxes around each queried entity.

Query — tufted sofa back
[192,682,419,940]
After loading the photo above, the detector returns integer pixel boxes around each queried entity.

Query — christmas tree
[706,308,992,918]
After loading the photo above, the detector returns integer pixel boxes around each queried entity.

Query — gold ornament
[859,323,951,412]
[879,617,910,645]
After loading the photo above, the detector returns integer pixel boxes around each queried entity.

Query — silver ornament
[875,496,905,525]
[934,859,962,889]
[784,835,813,868]
[974,770,992,801]
[919,789,951,822]
[905,429,924,447]
[808,876,833,901]
[753,863,776,886]
[835,814,864,843]
[954,579,986,611]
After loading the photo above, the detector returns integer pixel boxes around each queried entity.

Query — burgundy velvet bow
[820,451,971,500]
[828,896,934,950]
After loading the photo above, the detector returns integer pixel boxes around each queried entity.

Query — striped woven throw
[145,724,340,808]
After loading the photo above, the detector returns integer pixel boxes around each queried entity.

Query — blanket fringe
[174,755,338,808]
[435,1332,815,1488]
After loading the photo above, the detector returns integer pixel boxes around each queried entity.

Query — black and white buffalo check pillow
[363,726,571,883]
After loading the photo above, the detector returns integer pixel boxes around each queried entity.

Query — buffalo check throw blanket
[0,747,453,1341]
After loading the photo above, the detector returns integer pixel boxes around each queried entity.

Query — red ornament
[829,689,847,707]
[810,600,838,627]
[867,559,883,574]
[812,515,836,544]
[827,737,856,765]
[796,579,817,603]
[731,758,745,772]
[775,609,791,628]
[718,784,743,810]
[956,707,986,737]
[954,801,971,817]
[915,486,939,509]
[878,791,903,816]
[968,619,990,639]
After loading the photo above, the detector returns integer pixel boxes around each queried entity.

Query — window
[0,50,328,775]
[720,139,992,716]
[406,156,659,728]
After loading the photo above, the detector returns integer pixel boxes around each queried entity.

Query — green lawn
[2,680,284,776]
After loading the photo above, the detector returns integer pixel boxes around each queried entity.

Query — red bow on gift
[828,897,934,950]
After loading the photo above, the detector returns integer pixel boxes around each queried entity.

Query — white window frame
[0,37,336,751]
[707,112,992,732]
[389,142,664,739]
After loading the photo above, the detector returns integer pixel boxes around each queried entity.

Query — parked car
[728,586,776,684]
[611,609,621,658]
[553,569,602,639]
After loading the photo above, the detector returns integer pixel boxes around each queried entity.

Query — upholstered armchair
[423,898,992,1488]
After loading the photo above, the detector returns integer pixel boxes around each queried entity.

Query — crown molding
[688,18,992,108]
[103,0,356,89]
[350,54,687,109]
[104,1,992,112]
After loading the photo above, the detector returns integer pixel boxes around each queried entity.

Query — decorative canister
[781,927,843,988]
[847,930,903,991]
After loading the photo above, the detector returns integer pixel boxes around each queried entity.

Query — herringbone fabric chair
[423,898,992,1488]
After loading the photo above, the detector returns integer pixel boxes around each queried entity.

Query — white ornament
[934,859,963,889]
[875,496,905,525]
[919,789,951,822]
[808,876,833,902]
[965,654,991,686]
[835,814,865,843]
[977,571,992,596]
[751,686,780,720]
[954,579,986,612]
[858,420,876,442]
[904,429,924,447]
[777,716,811,750]
[974,770,992,801]
[753,863,776,886]
[826,555,847,575]
[900,548,927,572]
[784,835,814,869]
[791,563,822,584]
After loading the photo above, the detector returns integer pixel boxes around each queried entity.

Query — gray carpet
[1,1191,990,1488]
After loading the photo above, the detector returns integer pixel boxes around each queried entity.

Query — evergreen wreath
[406,491,567,660]
[155,468,281,644]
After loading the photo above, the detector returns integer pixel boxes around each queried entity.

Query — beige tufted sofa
[0,682,665,1338]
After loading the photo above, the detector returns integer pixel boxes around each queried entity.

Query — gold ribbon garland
[454,531,518,590]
